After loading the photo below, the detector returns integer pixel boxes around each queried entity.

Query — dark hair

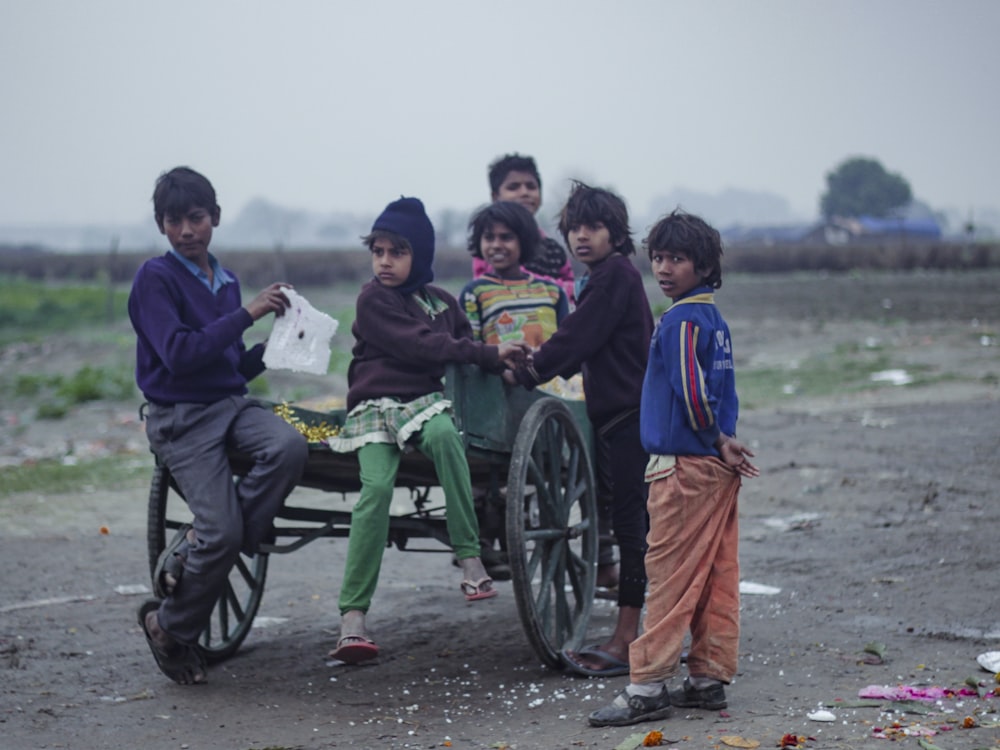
[557,180,635,256]
[361,228,412,252]
[152,166,219,228]
[488,153,542,196]
[644,209,724,289]
[466,201,541,265]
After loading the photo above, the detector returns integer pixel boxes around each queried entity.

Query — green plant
[0,455,150,497]
[36,401,69,419]
[0,278,130,341]
[248,376,270,397]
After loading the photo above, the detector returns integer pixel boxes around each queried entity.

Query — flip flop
[560,644,630,677]
[329,635,379,664]
[461,577,498,602]
[137,599,206,685]
[153,523,194,599]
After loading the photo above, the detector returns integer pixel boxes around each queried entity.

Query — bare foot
[459,556,489,584]
[597,562,619,589]
[339,609,368,641]
[141,605,206,684]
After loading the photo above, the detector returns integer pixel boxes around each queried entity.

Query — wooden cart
[145,365,598,669]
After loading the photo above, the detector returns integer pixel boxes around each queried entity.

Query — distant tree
[820,157,912,219]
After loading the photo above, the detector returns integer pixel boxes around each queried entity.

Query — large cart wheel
[146,463,268,665]
[506,397,598,668]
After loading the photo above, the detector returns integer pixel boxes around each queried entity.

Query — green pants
[338,412,480,614]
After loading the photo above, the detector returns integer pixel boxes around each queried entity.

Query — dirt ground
[2,271,999,750]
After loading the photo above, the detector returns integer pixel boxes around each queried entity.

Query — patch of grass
[0,455,152,497]
[1,364,137,419]
[738,344,898,409]
[0,277,129,342]
[13,373,58,397]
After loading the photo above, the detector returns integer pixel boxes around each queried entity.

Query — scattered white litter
[977,651,1000,674]
[263,287,339,375]
[252,616,290,628]
[807,709,836,722]
[870,369,913,385]
[114,583,151,596]
[764,512,821,532]
[0,594,96,613]
[740,581,781,595]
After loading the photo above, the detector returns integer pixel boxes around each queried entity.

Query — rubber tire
[505,398,598,668]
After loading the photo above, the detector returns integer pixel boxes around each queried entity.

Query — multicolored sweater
[459,273,569,347]
[640,285,739,457]
[472,236,576,303]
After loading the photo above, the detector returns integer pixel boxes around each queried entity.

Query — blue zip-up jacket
[640,285,738,456]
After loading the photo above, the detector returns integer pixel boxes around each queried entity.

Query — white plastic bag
[262,288,339,375]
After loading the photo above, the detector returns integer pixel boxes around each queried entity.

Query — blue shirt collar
[169,249,233,293]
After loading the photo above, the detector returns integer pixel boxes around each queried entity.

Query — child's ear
[211,206,222,227]
[156,220,166,235]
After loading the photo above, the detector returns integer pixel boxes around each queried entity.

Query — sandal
[137,599,206,685]
[328,635,379,664]
[153,524,194,598]
[461,576,498,601]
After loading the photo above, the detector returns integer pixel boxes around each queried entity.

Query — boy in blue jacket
[589,210,759,727]
[129,166,308,685]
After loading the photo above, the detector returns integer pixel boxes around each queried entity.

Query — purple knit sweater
[128,253,263,404]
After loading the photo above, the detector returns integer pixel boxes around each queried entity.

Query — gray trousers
[144,396,308,644]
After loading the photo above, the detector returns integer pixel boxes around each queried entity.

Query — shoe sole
[671,698,727,710]
[672,701,729,711]
[588,706,671,727]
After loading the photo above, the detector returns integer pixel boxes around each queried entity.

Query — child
[459,200,570,579]
[507,181,654,677]
[129,166,309,685]
[461,201,569,349]
[471,153,575,302]
[588,210,759,728]
[326,196,528,665]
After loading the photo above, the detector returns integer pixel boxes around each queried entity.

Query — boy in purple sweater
[128,166,308,685]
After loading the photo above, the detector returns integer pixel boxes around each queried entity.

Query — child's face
[566,222,617,267]
[159,205,219,264]
[493,170,541,215]
[480,221,522,279]
[371,237,413,288]
[649,248,703,300]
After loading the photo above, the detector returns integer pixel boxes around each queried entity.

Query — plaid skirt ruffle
[325,393,452,453]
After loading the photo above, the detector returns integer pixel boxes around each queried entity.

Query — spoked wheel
[506,397,598,668]
[146,463,268,664]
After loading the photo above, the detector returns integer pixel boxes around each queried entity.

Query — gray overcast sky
[1,0,997,227]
